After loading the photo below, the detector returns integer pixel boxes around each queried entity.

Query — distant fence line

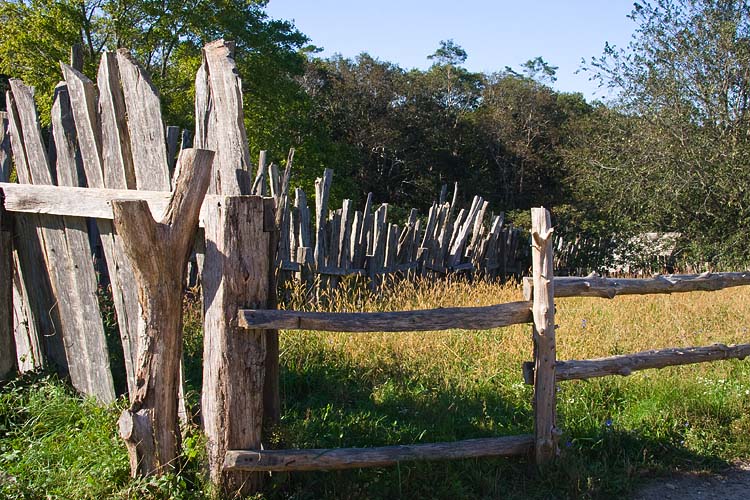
[265,168,529,295]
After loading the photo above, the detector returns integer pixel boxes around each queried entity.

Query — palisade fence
[1,39,750,497]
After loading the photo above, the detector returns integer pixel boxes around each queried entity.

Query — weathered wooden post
[531,207,557,464]
[0,193,16,381]
[202,195,271,496]
[0,111,14,380]
[113,149,213,476]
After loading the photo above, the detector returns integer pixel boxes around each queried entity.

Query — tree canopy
[573,0,750,265]
[3,1,750,267]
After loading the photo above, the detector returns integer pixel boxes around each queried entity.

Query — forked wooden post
[531,207,557,464]
[202,195,271,496]
[112,149,214,476]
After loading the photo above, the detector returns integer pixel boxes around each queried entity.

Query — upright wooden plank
[202,195,270,495]
[50,83,116,402]
[368,204,387,287]
[67,60,140,397]
[0,113,16,379]
[350,210,363,268]
[269,163,280,198]
[385,223,399,269]
[0,112,10,182]
[314,169,333,269]
[6,85,67,373]
[295,187,311,248]
[97,52,136,190]
[116,49,171,191]
[360,192,374,257]
[194,39,252,195]
[531,207,557,464]
[0,194,15,380]
[1,110,39,372]
[60,64,104,187]
[251,150,268,196]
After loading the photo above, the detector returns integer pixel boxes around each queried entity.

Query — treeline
[2,0,750,268]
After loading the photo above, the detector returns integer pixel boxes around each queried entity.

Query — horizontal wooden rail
[238,301,532,332]
[224,434,534,472]
[0,182,221,227]
[523,343,750,384]
[523,272,750,300]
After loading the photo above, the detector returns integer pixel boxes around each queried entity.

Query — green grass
[2,278,750,498]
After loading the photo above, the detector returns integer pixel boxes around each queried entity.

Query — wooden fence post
[113,149,213,476]
[0,194,15,380]
[531,207,557,464]
[202,195,271,496]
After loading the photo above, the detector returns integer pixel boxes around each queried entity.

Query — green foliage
[0,0,93,121]
[575,0,750,267]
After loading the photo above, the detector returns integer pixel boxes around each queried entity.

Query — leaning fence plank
[0,197,15,380]
[203,195,270,496]
[314,169,333,269]
[50,83,115,402]
[116,49,171,191]
[238,300,532,332]
[67,61,140,397]
[60,64,104,187]
[7,84,67,374]
[225,435,534,472]
[0,115,16,379]
[0,112,10,182]
[530,207,557,465]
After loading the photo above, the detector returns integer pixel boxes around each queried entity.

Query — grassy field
[2,277,750,499]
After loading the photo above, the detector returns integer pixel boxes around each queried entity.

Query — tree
[573,0,750,266]
[0,0,311,148]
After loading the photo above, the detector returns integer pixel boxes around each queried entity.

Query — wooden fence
[1,40,750,496]
[272,169,529,295]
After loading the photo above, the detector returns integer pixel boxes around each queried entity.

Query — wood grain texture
[97,52,136,190]
[0,114,16,378]
[522,272,750,301]
[60,64,103,187]
[530,207,557,465]
[194,39,252,195]
[5,104,40,372]
[0,200,15,380]
[557,343,750,381]
[116,49,171,191]
[224,435,534,472]
[0,112,10,183]
[314,169,333,269]
[67,55,141,397]
[50,84,115,402]
[0,182,219,226]
[7,84,67,374]
[114,149,213,477]
[238,301,532,332]
[202,195,270,496]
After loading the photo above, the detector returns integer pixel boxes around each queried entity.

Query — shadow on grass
[263,354,735,500]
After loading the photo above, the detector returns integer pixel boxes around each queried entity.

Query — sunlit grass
[2,276,749,498]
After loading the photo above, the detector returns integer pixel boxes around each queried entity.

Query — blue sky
[265,1,637,101]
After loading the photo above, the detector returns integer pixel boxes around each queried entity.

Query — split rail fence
[1,39,750,496]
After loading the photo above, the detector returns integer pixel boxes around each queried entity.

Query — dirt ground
[632,461,750,499]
